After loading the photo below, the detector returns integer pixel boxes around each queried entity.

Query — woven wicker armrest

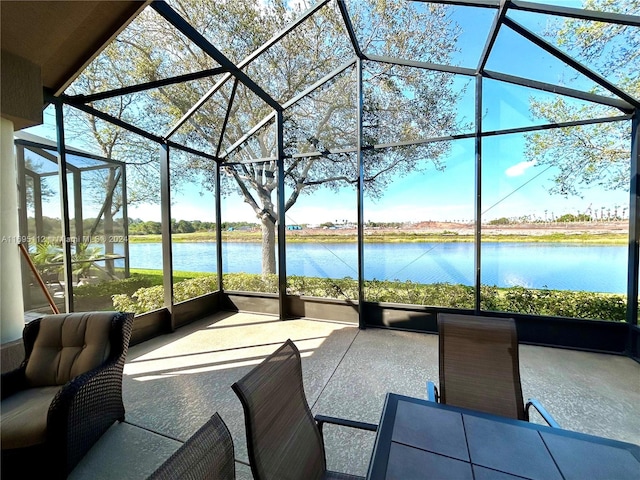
[48,357,127,471]
[47,312,133,473]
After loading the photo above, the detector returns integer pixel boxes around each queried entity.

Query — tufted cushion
[25,313,113,387]
[1,386,62,449]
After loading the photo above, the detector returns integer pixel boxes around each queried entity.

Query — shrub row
[74,275,153,298]
[111,273,628,321]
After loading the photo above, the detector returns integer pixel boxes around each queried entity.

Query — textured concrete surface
[519,344,640,443]
[69,422,181,480]
[72,312,640,479]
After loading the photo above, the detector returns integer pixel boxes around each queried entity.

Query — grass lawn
[129,268,212,285]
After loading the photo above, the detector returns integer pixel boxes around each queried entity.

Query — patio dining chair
[427,313,559,427]
[148,412,235,480]
[232,339,378,480]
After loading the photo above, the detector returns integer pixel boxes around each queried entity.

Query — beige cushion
[1,386,61,449]
[25,313,112,387]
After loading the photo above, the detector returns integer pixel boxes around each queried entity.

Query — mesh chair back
[232,340,326,480]
[148,413,235,480]
[438,314,526,420]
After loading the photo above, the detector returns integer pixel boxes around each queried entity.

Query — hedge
[111,273,629,321]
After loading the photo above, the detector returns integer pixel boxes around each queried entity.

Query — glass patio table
[366,393,640,480]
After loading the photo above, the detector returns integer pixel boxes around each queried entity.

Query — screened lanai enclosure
[26,0,639,357]
[15,132,130,313]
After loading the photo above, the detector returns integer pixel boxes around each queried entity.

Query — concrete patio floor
[70,311,640,479]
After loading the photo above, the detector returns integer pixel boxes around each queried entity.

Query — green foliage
[113,285,166,313]
[555,213,591,223]
[26,216,61,238]
[30,241,107,281]
[127,268,211,284]
[526,0,639,196]
[128,219,259,235]
[31,241,63,279]
[74,275,153,298]
[488,217,511,225]
[173,276,218,300]
[112,272,629,321]
[113,275,220,313]
[110,293,139,313]
[496,286,626,320]
[25,217,127,240]
[129,220,162,235]
[174,219,194,233]
[365,280,474,307]
[288,276,359,299]
[478,285,502,311]
[71,0,465,276]
[366,221,405,228]
[24,157,55,208]
[72,243,104,279]
[223,273,278,293]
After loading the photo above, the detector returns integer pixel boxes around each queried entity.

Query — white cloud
[505,160,536,177]
[127,204,162,222]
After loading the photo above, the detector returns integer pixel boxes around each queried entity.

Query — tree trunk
[261,216,276,276]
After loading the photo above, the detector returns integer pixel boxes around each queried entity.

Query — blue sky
[27,0,632,224]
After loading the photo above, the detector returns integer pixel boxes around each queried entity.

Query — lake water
[115,242,628,294]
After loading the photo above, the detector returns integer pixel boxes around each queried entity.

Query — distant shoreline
[128,221,628,245]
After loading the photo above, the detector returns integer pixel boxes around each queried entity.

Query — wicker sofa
[1,311,134,479]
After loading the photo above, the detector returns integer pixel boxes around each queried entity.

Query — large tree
[65,32,184,267]
[525,0,639,197]
[71,0,465,275]
[66,39,165,209]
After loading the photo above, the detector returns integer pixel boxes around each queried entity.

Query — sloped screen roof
[54,0,637,163]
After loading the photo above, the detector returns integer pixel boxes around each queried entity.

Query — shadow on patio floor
[70,311,640,479]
